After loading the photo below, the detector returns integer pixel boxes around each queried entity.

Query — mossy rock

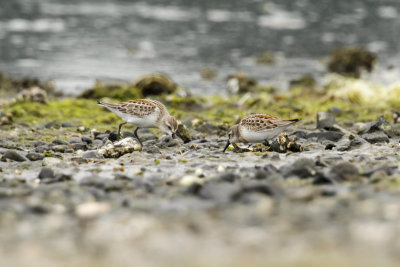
[327,47,377,78]
[0,72,55,95]
[133,73,177,96]
[79,82,142,101]
[227,72,258,94]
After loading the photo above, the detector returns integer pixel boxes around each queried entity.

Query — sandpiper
[97,99,178,146]
[223,114,299,152]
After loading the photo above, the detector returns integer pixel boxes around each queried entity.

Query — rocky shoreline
[2,70,400,266]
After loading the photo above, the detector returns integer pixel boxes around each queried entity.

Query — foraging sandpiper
[223,114,299,152]
[97,99,178,146]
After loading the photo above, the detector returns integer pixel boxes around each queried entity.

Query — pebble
[361,132,389,144]
[82,151,104,159]
[42,157,62,167]
[317,111,336,130]
[26,152,45,161]
[179,175,204,186]
[1,150,27,162]
[98,137,141,158]
[68,137,82,144]
[282,158,316,178]
[38,168,55,179]
[52,139,68,145]
[75,202,110,218]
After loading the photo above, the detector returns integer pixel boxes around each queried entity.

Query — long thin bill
[222,140,230,152]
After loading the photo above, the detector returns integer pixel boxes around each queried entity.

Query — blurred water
[0,0,399,95]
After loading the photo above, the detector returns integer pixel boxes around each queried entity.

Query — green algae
[5,98,118,130]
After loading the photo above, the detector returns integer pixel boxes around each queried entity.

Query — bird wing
[240,114,296,131]
[99,99,157,117]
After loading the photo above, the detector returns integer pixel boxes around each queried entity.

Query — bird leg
[118,122,127,137]
[133,127,143,147]
[264,139,270,147]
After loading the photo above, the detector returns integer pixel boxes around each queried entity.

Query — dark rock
[358,116,387,134]
[38,167,55,179]
[313,173,336,185]
[330,162,360,181]
[142,145,160,154]
[96,134,109,140]
[44,121,60,129]
[282,158,316,178]
[350,136,367,147]
[81,136,93,144]
[328,106,343,116]
[158,136,183,148]
[217,172,240,183]
[364,165,397,177]
[68,137,82,144]
[34,140,47,147]
[52,139,68,145]
[61,122,74,127]
[0,140,18,149]
[92,139,103,147]
[82,151,104,159]
[1,150,27,162]
[198,182,240,203]
[361,131,389,144]
[35,144,51,153]
[70,143,88,151]
[263,164,279,175]
[232,181,283,201]
[26,152,45,161]
[51,145,69,153]
[108,132,120,142]
[325,143,336,150]
[306,131,344,142]
[317,111,336,130]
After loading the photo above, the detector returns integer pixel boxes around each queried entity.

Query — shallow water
[0,0,399,94]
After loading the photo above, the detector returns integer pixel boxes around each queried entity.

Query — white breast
[112,108,160,128]
[240,124,291,143]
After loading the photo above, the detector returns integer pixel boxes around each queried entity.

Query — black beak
[172,133,176,139]
[222,140,230,152]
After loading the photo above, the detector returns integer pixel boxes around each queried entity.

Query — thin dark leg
[222,140,230,152]
[133,127,143,147]
[118,122,127,136]
[264,139,270,146]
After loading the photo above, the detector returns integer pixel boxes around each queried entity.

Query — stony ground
[1,112,400,267]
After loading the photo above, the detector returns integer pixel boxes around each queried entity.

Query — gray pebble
[38,167,55,179]
[52,139,68,145]
[68,137,82,144]
[82,151,104,159]
[26,152,45,161]
[361,131,389,144]
[1,150,27,162]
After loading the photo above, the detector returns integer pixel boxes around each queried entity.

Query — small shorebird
[223,114,299,152]
[97,99,178,146]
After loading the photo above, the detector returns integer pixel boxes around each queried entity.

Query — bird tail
[97,100,118,109]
